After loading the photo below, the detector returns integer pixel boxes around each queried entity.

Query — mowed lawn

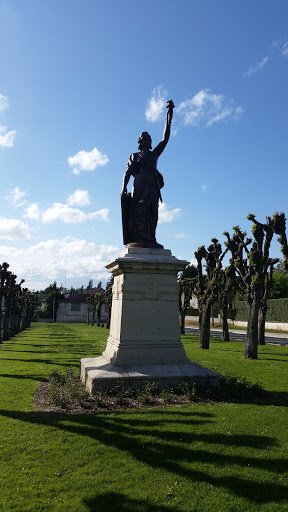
[0,323,287,512]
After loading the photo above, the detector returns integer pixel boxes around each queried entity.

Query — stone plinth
[81,248,219,392]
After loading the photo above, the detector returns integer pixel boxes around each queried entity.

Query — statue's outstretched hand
[167,108,173,125]
[121,186,127,196]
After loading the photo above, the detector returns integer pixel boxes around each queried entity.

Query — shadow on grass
[0,408,287,504]
[83,492,177,512]
[2,357,81,367]
[0,374,47,382]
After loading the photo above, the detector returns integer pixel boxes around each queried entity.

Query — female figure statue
[121,100,174,248]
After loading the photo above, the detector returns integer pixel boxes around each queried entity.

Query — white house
[57,287,108,323]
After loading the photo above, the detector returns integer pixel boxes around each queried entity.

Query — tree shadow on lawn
[1,357,81,367]
[83,492,181,512]
[0,373,47,382]
[0,408,287,504]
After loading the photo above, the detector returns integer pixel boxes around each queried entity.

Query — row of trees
[0,262,38,343]
[179,212,288,360]
[86,276,113,328]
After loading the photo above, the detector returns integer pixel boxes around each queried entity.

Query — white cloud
[41,202,109,224]
[23,203,40,220]
[174,233,189,239]
[67,189,90,207]
[158,202,182,224]
[0,125,16,147]
[6,186,26,207]
[0,94,9,111]
[68,147,109,174]
[0,218,31,240]
[201,184,208,192]
[0,236,119,290]
[0,94,16,147]
[145,86,167,122]
[244,56,270,76]
[176,89,243,127]
[282,41,288,57]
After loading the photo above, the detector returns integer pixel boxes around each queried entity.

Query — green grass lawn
[0,323,288,512]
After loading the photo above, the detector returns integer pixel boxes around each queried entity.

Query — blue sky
[1,0,288,290]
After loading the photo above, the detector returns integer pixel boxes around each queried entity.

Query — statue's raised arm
[154,100,175,158]
[121,99,175,249]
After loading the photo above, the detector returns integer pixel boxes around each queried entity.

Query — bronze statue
[121,100,174,248]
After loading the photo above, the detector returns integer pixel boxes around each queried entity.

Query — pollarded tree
[193,239,228,349]
[3,271,17,340]
[0,263,10,343]
[178,264,197,335]
[253,213,288,345]
[94,293,103,326]
[217,270,236,342]
[224,212,288,358]
[179,278,193,334]
[86,296,96,326]
[21,290,39,330]
[105,286,113,329]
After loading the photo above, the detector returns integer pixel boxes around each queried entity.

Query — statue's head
[138,132,152,150]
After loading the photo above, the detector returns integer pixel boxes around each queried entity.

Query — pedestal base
[80,247,219,393]
[81,356,219,393]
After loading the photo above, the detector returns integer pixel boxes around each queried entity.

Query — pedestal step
[81,356,219,393]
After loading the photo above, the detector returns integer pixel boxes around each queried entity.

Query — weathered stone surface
[80,248,220,392]
[81,357,219,393]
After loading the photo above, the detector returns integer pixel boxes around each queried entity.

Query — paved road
[186,327,288,346]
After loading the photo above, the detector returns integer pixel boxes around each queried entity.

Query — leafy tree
[269,271,288,299]
[96,281,102,289]
[179,264,197,280]
[45,290,64,321]
[86,279,93,290]
[43,281,59,294]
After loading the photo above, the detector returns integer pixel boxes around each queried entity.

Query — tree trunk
[258,305,267,345]
[222,305,230,341]
[106,308,111,329]
[245,300,259,359]
[3,311,10,341]
[211,305,214,327]
[198,303,211,349]
[180,310,186,334]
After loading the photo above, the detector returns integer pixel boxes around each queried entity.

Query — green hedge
[233,299,288,322]
[37,310,52,319]
[186,307,199,317]
[186,305,219,317]
[187,299,288,322]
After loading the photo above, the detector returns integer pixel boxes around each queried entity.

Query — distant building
[57,287,108,323]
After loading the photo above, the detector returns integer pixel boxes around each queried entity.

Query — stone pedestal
[81,248,219,393]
